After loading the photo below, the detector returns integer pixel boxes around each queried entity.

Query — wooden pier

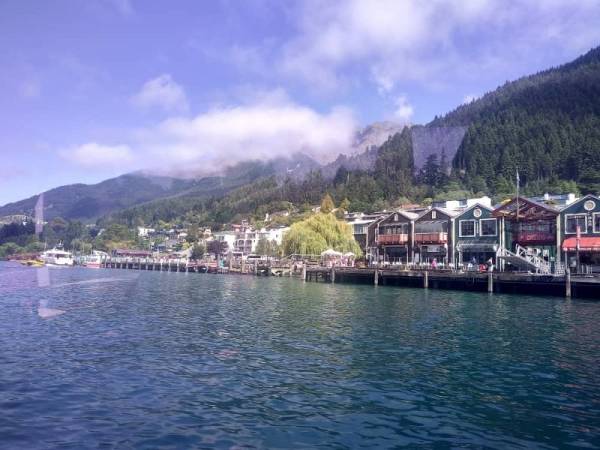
[99,257,294,276]
[305,267,600,300]
[96,257,599,299]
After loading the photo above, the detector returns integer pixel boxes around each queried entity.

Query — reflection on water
[0,261,599,449]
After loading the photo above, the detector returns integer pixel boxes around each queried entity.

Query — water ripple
[0,262,599,449]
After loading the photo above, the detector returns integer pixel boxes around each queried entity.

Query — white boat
[82,251,107,269]
[40,249,74,266]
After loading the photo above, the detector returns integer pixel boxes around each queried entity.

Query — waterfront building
[212,231,236,255]
[453,204,499,267]
[258,226,289,247]
[234,229,257,255]
[414,207,457,265]
[375,211,418,264]
[559,194,600,271]
[493,197,561,270]
[346,212,387,257]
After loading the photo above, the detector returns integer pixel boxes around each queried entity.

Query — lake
[0,261,599,449]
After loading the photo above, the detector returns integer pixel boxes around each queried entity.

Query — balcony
[415,232,448,244]
[515,231,555,244]
[378,234,409,245]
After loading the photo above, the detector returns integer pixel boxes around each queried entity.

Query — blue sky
[1,0,600,206]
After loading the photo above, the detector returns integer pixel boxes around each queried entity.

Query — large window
[381,223,408,235]
[459,220,476,237]
[565,214,587,234]
[594,213,600,233]
[480,218,497,236]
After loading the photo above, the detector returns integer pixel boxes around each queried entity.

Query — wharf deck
[305,267,599,300]
[97,257,598,299]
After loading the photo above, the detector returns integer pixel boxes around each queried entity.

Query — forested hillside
[432,46,600,194]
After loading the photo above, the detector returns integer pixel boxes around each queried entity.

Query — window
[594,213,600,234]
[480,219,497,236]
[431,210,437,219]
[565,214,587,234]
[459,220,476,237]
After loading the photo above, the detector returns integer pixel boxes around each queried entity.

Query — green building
[559,194,600,271]
[453,204,499,268]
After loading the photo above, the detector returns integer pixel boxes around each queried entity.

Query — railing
[498,244,551,274]
[378,234,409,245]
[414,232,448,244]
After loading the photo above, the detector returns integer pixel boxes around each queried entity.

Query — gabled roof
[415,206,459,221]
[493,196,559,220]
[453,202,494,219]
[380,210,419,224]
[559,194,600,213]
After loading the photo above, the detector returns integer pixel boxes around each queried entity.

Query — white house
[137,226,156,237]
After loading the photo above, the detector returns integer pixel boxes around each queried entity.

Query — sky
[1,0,600,206]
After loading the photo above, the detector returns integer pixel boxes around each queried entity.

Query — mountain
[429,45,600,194]
[0,154,322,222]
[0,174,197,223]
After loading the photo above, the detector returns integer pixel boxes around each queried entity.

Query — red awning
[562,237,600,252]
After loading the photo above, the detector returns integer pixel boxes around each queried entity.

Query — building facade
[414,208,456,264]
[493,197,561,270]
[375,211,417,264]
[559,194,600,270]
[453,204,499,267]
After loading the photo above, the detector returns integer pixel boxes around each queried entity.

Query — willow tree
[282,213,362,256]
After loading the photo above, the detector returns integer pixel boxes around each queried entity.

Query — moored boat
[40,249,74,266]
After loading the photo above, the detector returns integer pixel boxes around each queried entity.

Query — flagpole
[516,169,520,222]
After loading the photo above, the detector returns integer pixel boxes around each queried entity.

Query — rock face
[353,121,406,154]
[322,121,405,178]
[411,125,467,171]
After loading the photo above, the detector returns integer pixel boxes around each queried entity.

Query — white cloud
[60,142,133,168]
[394,95,414,122]
[135,90,357,173]
[278,0,600,92]
[131,74,189,113]
[62,90,357,175]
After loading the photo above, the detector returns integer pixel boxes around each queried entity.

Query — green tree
[191,242,206,260]
[207,239,228,256]
[255,237,271,256]
[282,213,361,256]
[320,193,335,214]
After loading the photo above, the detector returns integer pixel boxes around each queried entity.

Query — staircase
[498,244,551,274]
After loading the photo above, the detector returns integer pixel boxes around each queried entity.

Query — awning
[562,237,600,252]
[456,241,498,252]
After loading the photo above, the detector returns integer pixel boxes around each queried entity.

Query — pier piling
[565,270,572,298]
[487,272,493,293]
[423,271,429,289]
[374,268,379,286]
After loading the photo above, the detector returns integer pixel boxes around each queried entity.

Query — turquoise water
[0,261,599,449]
